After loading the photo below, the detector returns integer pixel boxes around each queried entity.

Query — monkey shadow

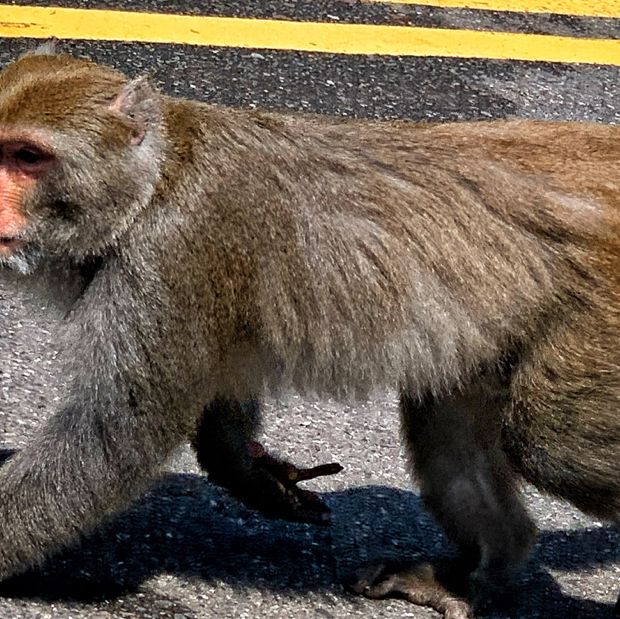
[0,471,338,602]
[0,474,617,618]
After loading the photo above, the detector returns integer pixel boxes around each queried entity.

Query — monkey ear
[109,76,162,146]
[21,38,59,57]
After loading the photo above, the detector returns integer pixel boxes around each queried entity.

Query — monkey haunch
[0,46,618,617]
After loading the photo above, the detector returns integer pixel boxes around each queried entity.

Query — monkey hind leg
[398,384,535,604]
[504,330,620,521]
[348,381,536,615]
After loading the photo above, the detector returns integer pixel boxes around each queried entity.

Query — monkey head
[0,45,165,272]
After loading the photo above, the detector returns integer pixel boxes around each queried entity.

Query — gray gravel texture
[0,2,619,618]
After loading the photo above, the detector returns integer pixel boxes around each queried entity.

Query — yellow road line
[0,5,619,66]
[371,0,620,19]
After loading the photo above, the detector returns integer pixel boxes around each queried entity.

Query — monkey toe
[345,561,473,618]
[249,440,343,484]
[444,601,474,619]
[241,484,331,525]
[278,493,332,525]
[253,479,333,525]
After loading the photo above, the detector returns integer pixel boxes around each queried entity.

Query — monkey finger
[247,440,343,485]
[220,466,333,525]
[277,494,333,526]
[247,441,302,481]
[288,462,344,483]
[271,485,333,525]
[248,488,332,526]
[293,487,331,511]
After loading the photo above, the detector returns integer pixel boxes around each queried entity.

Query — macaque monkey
[0,43,618,618]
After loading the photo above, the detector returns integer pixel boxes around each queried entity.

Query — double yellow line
[381,0,620,18]
[0,3,619,66]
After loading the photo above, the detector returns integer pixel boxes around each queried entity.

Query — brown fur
[0,47,617,617]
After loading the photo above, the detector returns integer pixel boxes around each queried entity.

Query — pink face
[0,136,54,257]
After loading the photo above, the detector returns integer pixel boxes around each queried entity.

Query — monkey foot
[345,560,474,619]
[213,441,343,526]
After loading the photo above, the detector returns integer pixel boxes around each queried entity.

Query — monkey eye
[3,142,53,174]
[14,147,44,165]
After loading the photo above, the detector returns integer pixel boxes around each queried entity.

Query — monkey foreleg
[345,560,473,619]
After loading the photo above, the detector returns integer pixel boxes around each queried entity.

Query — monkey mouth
[0,236,25,254]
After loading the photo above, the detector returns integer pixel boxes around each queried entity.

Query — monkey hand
[214,441,343,526]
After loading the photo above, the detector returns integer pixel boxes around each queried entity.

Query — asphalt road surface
[0,2,619,618]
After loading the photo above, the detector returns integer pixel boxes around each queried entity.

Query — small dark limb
[614,592,619,616]
[345,560,474,619]
[212,440,343,526]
